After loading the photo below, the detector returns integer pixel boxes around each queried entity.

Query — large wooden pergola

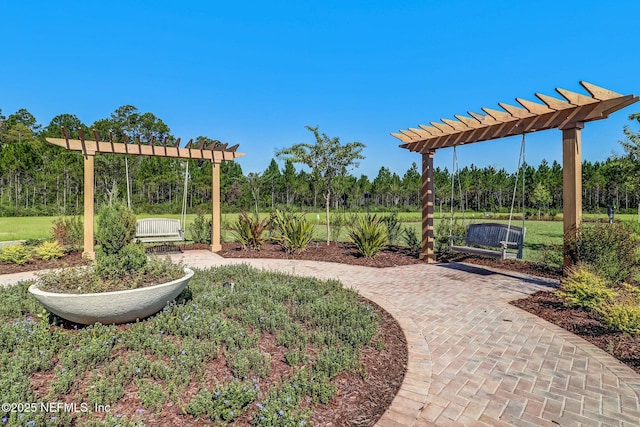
[46,130,245,258]
[392,82,638,266]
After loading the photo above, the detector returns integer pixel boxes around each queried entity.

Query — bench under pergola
[392,82,638,267]
[46,130,245,258]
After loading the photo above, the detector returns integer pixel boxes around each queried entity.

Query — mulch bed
[218,241,423,268]
[0,252,86,275]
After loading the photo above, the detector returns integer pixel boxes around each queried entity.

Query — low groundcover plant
[0,264,385,426]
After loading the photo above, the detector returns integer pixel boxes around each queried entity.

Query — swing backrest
[135,218,184,243]
[466,223,525,249]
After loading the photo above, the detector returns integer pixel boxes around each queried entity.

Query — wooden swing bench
[449,223,525,260]
[135,218,185,243]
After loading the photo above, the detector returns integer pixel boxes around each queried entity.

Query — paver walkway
[3,251,640,426]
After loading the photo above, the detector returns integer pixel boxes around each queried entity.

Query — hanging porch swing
[447,134,527,260]
[133,160,190,244]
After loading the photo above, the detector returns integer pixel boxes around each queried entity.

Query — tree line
[1,106,639,217]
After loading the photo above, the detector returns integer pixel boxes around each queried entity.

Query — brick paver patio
[3,251,640,426]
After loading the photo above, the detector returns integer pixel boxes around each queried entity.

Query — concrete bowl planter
[28,268,194,325]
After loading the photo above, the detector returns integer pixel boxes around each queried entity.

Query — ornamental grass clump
[270,209,314,254]
[348,214,388,257]
[231,210,269,251]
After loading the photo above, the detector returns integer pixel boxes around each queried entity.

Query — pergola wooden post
[47,132,244,257]
[420,151,436,262]
[211,162,222,251]
[392,82,638,270]
[562,124,584,267]
[83,151,96,259]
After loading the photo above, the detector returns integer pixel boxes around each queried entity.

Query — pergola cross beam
[46,129,245,259]
[392,82,638,268]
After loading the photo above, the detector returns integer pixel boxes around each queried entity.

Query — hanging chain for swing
[448,145,466,238]
[181,161,189,233]
[506,133,527,244]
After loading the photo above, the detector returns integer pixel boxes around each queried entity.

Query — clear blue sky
[1,1,638,178]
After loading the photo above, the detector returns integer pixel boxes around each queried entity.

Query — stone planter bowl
[28,268,194,325]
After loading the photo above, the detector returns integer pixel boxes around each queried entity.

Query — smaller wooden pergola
[392,82,638,266]
[46,129,245,258]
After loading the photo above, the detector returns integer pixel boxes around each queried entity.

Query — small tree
[530,182,552,219]
[619,113,640,221]
[277,126,365,244]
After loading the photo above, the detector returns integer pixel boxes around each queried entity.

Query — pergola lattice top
[45,128,245,162]
[392,82,638,154]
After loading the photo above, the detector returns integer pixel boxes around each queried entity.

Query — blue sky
[1,1,639,178]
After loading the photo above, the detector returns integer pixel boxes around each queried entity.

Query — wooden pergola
[46,129,245,258]
[392,82,638,266]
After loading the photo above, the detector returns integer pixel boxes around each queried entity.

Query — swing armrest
[499,240,520,248]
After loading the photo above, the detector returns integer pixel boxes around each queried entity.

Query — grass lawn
[2,211,637,263]
[0,264,386,426]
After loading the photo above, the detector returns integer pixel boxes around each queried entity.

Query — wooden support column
[420,150,436,263]
[211,162,222,252]
[562,123,584,269]
[83,152,96,259]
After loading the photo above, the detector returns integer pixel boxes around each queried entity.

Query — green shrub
[51,216,83,250]
[0,244,33,265]
[571,222,637,284]
[600,302,640,335]
[402,226,421,256]
[93,202,146,279]
[34,240,65,260]
[536,243,564,269]
[434,217,468,253]
[382,212,402,246]
[348,214,388,257]
[95,243,148,279]
[329,212,348,243]
[190,211,212,244]
[230,211,269,251]
[95,202,137,256]
[556,266,616,311]
[271,209,314,254]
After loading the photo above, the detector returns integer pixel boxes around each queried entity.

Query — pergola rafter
[392,82,638,268]
[46,128,245,259]
[48,128,244,161]
[393,82,637,152]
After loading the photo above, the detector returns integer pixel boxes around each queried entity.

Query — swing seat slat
[135,218,184,243]
[449,223,525,260]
